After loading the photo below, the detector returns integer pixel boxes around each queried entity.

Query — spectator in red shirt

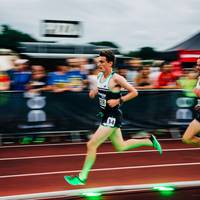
[171,61,183,79]
[0,71,10,90]
[156,62,178,89]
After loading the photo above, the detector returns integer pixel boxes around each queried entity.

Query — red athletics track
[1,139,200,199]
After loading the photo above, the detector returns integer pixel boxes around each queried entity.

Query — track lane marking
[1,162,200,179]
[0,147,200,161]
[0,138,181,149]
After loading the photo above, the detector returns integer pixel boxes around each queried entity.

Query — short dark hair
[99,50,115,67]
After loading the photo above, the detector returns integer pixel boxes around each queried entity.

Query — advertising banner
[0,90,195,136]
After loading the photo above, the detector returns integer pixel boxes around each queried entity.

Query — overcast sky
[0,0,200,52]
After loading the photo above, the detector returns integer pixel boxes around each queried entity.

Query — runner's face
[97,56,112,72]
[196,59,200,73]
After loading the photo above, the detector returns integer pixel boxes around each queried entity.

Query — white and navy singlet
[97,72,122,128]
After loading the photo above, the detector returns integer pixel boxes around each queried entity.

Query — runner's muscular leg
[79,125,116,180]
[182,119,200,146]
[110,128,153,152]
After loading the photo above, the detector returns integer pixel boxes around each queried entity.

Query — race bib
[99,98,106,108]
[103,117,116,127]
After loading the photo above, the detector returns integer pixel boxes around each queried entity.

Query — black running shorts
[101,110,122,128]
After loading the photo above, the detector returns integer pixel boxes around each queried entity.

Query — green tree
[125,50,140,58]
[125,47,159,59]
[0,24,37,51]
[138,47,158,59]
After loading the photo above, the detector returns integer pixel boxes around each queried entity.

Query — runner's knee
[182,135,192,144]
[114,143,125,152]
[87,140,98,151]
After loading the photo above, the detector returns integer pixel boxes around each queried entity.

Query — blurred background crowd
[0,24,200,96]
[0,55,198,98]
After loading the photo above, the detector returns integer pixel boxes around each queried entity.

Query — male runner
[64,50,162,185]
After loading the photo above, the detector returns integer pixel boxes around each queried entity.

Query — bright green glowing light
[152,185,175,197]
[82,192,102,197]
[82,192,103,200]
[153,186,175,191]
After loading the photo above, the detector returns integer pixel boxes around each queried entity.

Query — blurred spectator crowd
[0,56,199,96]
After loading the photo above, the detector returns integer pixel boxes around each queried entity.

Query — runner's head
[98,50,115,72]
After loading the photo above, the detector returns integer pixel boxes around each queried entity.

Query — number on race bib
[99,98,106,107]
[104,117,116,127]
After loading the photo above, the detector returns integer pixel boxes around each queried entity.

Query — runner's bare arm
[107,74,138,108]
[115,74,138,103]
[89,88,98,99]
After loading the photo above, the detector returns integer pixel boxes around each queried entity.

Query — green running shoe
[150,135,162,155]
[64,175,86,186]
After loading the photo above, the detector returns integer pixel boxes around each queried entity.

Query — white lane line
[1,180,200,200]
[0,142,85,148]
[1,162,200,179]
[0,147,200,161]
[0,138,181,149]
